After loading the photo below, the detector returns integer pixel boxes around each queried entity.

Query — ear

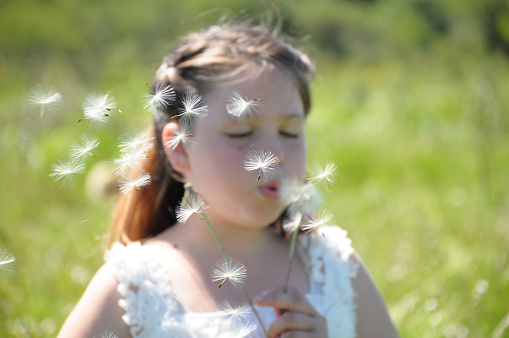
[162,122,191,175]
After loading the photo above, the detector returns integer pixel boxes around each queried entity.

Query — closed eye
[226,131,253,138]
[280,131,299,138]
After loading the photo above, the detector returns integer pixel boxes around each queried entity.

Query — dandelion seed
[79,93,117,128]
[282,209,303,234]
[211,257,247,289]
[166,126,194,150]
[308,162,338,189]
[300,210,335,233]
[279,178,322,215]
[92,330,118,338]
[219,300,252,323]
[112,131,154,175]
[226,91,262,120]
[176,192,208,223]
[69,134,100,160]
[244,150,279,181]
[118,171,152,194]
[49,159,86,186]
[172,92,208,128]
[0,248,15,272]
[143,84,175,111]
[118,130,154,155]
[230,321,257,338]
[27,86,62,117]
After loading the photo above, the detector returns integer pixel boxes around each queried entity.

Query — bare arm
[351,252,399,338]
[58,264,131,338]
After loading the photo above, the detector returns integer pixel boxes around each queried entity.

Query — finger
[255,288,316,316]
[268,311,314,337]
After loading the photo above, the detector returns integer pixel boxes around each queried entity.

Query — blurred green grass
[1,0,508,337]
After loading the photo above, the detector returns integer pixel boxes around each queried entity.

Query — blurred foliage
[1,0,508,337]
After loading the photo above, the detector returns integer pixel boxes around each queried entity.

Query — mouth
[258,180,280,199]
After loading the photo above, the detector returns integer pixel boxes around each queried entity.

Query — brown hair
[109,23,314,246]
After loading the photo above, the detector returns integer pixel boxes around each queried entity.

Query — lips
[258,180,280,199]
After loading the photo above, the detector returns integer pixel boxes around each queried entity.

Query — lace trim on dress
[105,225,358,338]
[298,225,359,338]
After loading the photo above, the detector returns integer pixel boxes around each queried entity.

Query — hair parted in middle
[110,22,315,246]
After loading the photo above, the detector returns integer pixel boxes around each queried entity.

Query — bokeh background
[1,0,508,336]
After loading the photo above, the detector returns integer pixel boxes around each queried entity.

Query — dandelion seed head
[211,257,247,289]
[0,248,15,273]
[143,84,175,111]
[92,330,118,338]
[226,91,263,120]
[244,150,279,181]
[219,300,252,323]
[300,210,335,233]
[49,159,86,186]
[309,161,338,189]
[176,192,208,223]
[27,86,62,116]
[282,209,303,233]
[118,130,154,155]
[176,92,208,128]
[230,321,257,338]
[69,134,100,160]
[82,93,117,128]
[166,127,194,150]
[280,178,322,215]
[118,172,152,194]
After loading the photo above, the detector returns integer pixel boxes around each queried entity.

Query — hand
[255,288,328,338]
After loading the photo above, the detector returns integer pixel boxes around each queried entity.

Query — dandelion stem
[191,186,268,337]
[283,230,298,292]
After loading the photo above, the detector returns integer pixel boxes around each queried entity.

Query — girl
[59,23,398,337]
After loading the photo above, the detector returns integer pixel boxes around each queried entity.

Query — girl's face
[176,67,307,229]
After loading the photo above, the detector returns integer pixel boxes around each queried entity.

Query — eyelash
[280,131,299,138]
[227,131,253,138]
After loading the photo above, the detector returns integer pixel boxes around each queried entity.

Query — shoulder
[349,253,399,338]
[58,264,130,338]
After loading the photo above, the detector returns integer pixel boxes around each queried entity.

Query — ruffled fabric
[299,225,358,338]
[105,225,357,338]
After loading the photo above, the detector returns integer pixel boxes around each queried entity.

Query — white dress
[105,225,358,338]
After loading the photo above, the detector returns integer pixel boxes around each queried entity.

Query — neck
[165,214,280,260]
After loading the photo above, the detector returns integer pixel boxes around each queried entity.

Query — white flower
[80,93,117,128]
[27,86,62,117]
[0,248,15,272]
[244,150,279,181]
[219,299,252,324]
[226,91,262,120]
[280,178,322,216]
[308,161,338,189]
[165,126,194,150]
[300,210,335,233]
[118,172,152,194]
[143,84,175,111]
[69,134,100,160]
[211,257,247,289]
[173,92,208,128]
[49,159,86,186]
[176,192,207,223]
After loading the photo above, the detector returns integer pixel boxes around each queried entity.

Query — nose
[259,131,285,165]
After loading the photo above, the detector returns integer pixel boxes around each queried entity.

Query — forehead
[203,68,304,119]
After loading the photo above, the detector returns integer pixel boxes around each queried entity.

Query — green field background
[1,0,508,336]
